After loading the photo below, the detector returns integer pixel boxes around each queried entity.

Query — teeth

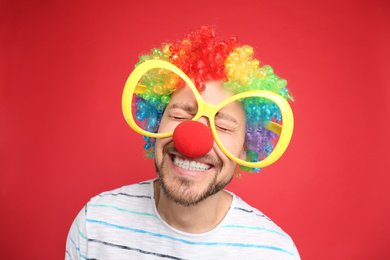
[173,156,211,171]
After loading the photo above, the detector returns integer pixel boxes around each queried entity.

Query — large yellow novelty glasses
[122,60,294,168]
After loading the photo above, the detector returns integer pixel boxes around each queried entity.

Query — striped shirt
[66,179,300,260]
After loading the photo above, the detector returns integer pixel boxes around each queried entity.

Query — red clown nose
[172,121,214,158]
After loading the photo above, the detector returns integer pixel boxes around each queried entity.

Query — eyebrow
[167,103,198,114]
[215,111,239,124]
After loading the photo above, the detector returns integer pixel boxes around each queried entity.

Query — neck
[153,180,232,234]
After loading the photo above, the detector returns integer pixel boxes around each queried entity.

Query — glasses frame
[122,60,294,168]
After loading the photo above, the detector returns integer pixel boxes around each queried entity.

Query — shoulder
[66,179,158,259]
[223,193,300,259]
[227,193,273,224]
[84,179,155,217]
[229,194,289,237]
[89,179,154,204]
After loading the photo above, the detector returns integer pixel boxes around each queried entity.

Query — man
[66,26,300,259]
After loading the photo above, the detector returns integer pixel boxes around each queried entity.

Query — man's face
[154,80,246,206]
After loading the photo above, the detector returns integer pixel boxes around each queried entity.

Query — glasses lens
[215,96,282,165]
[130,67,197,134]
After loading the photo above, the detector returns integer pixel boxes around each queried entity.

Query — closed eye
[166,103,197,121]
[215,123,235,133]
[215,111,239,133]
[167,108,195,121]
[171,115,190,120]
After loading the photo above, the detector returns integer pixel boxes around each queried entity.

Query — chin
[155,157,233,207]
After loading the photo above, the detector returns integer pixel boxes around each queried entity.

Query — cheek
[157,116,168,134]
[155,136,173,149]
[154,138,167,162]
[213,142,228,162]
[218,131,246,157]
[157,116,180,134]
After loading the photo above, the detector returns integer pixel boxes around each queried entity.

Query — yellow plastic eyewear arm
[266,121,282,136]
[134,84,147,94]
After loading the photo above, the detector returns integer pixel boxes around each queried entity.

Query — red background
[1,0,390,259]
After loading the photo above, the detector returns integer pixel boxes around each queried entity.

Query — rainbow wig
[133,25,293,173]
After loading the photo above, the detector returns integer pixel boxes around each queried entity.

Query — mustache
[162,142,222,168]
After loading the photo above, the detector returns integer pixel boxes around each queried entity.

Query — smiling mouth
[172,155,212,171]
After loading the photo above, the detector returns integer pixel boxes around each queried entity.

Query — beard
[155,143,233,207]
